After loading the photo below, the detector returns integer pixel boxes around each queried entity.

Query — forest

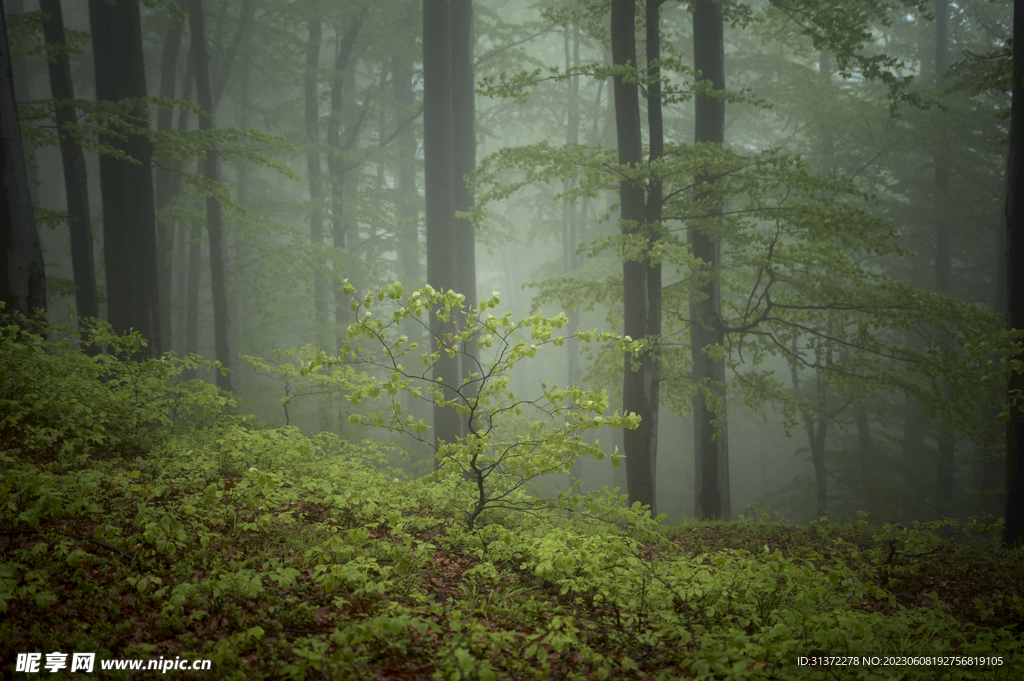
[1,0,1023,678]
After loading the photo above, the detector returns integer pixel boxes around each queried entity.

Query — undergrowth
[1,314,1022,680]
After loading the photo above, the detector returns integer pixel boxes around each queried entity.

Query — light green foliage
[247,282,653,531]
[0,318,1020,678]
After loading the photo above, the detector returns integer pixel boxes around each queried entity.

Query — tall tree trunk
[423,0,462,455]
[189,0,234,392]
[451,0,477,309]
[40,0,98,338]
[154,0,186,350]
[611,0,657,514]
[172,55,195,356]
[392,2,420,292]
[305,16,330,431]
[7,0,37,206]
[327,15,363,353]
[933,0,955,523]
[565,23,583,488]
[691,0,729,519]
[0,0,46,319]
[563,23,581,388]
[1003,0,1024,548]
[305,18,328,347]
[89,0,162,354]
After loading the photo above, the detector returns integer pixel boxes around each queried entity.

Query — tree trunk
[172,55,195,356]
[0,0,46,319]
[305,18,329,347]
[88,0,162,355]
[423,0,462,454]
[451,0,477,308]
[189,0,234,392]
[305,17,330,430]
[40,0,98,336]
[611,0,658,514]
[154,0,186,349]
[811,375,828,518]
[931,0,956,524]
[690,0,729,520]
[1003,0,1024,548]
[393,2,420,292]
[327,15,363,353]
[7,0,38,207]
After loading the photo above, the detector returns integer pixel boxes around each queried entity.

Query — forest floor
[2,433,1022,680]
[2,320,1022,679]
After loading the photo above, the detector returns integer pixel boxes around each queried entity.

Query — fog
[6,0,1014,529]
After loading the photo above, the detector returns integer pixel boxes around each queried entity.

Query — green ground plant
[1,311,1021,680]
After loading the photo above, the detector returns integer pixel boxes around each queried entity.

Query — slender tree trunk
[855,401,876,518]
[933,0,956,523]
[810,374,828,518]
[691,0,729,519]
[611,0,657,514]
[0,0,46,319]
[305,18,329,348]
[40,0,98,338]
[305,17,331,431]
[154,0,186,349]
[189,0,234,392]
[327,16,363,353]
[423,0,462,455]
[393,3,420,292]
[172,56,195,356]
[564,24,581,388]
[212,0,255,108]
[89,0,162,355]
[7,0,38,207]
[1003,0,1024,548]
[451,0,477,310]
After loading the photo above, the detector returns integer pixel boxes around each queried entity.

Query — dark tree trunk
[7,0,37,206]
[611,0,658,514]
[423,0,462,454]
[154,0,186,352]
[88,0,162,355]
[690,0,729,520]
[0,0,46,319]
[1004,0,1024,548]
[40,0,98,337]
[188,0,234,392]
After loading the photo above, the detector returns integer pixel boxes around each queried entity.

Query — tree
[423,0,462,451]
[1004,0,1023,549]
[188,0,234,392]
[0,0,45,320]
[452,0,478,317]
[154,0,186,347]
[690,0,729,520]
[88,0,162,355]
[610,0,659,514]
[40,0,99,341]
